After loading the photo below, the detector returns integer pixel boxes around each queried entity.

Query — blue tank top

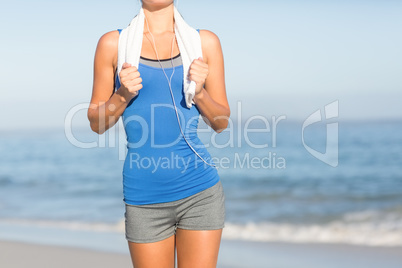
[116,29,220,205]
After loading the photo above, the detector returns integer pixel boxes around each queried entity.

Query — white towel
[117,7,203,108]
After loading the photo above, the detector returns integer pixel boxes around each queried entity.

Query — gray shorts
[124,180,225,243]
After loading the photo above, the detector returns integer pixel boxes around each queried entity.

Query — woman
[88,0,230,267]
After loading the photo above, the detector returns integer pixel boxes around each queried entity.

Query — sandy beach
[1,240,132,268]
[2,238,402,268]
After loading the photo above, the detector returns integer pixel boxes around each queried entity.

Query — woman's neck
[142,3,175,35]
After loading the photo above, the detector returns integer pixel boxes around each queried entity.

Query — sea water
[0,119,401,247]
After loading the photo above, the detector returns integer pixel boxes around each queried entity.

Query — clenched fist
[188,57,209,96]
[119,63,143,102]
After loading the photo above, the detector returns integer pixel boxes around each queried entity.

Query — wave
[1,210,401,247]
[0,218,125,233]
[223,210,402,247]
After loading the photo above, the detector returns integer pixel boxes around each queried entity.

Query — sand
[1,240,132,268]
[1,239,402,268]
[219,240,402,268]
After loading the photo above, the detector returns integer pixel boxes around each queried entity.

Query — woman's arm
[190,30,230,133]
[87,31,142,134]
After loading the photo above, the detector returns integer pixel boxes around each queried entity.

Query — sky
[0,0,401,130]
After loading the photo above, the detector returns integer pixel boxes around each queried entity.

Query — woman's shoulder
[199,29,221,47]
[97,30,120,50]
[95,30,120,68]
[198,30,223,62]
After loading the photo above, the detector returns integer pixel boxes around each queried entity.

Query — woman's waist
[125,143,211,159]
[123,149,216,177]
[124,145,214,169]
[125,133,205,149]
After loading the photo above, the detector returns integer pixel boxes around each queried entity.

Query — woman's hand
[188,57,209,96]
[118,63,143,102]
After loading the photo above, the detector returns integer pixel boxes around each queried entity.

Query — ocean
[0,119,401,247]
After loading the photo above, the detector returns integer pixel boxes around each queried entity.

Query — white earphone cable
[144,16,216,168]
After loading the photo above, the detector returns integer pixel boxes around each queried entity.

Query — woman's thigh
[125,180,226,267]
[175,181,225,268]
[128,234,176,268]
[175,228,223,268]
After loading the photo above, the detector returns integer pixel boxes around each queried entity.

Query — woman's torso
[115,29,220,205]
